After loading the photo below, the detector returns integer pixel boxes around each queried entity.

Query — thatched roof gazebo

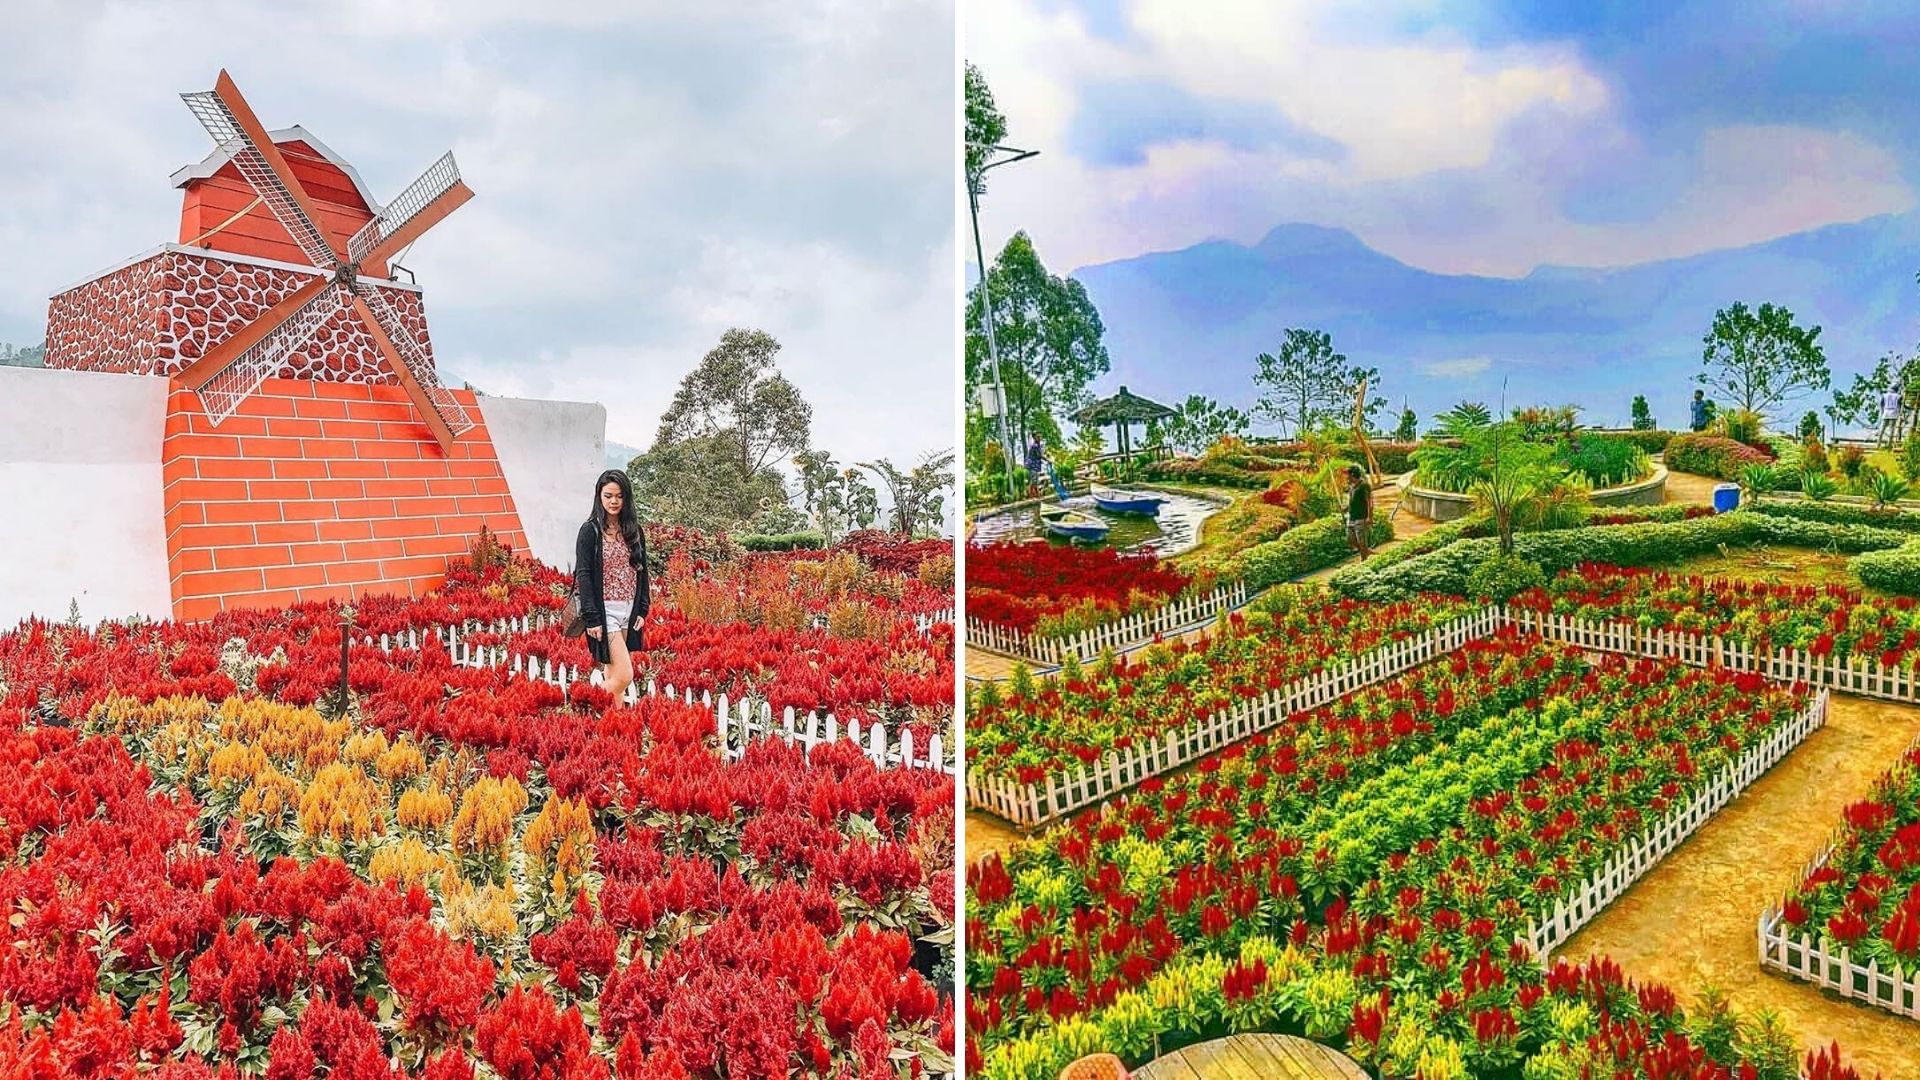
[1073,385,1174,460]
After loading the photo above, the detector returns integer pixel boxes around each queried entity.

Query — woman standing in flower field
[575,470,650,708]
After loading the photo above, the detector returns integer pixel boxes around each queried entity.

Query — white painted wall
[479,394,607,571]
[0,367,172,626]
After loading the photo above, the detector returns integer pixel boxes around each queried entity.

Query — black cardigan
[574,519,649,664]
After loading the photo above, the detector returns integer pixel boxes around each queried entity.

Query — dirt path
[1559,693,1920,1079]
[1663,466,1723,507]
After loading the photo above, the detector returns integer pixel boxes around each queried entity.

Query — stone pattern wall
[46,249,435,384]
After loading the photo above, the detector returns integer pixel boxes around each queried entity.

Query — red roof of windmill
[171,126,393,275]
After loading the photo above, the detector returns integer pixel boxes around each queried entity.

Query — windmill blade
[177,275,334,390]
[350,284,474,446]
[180,71,340,268]
[347,151,473,268]
[197,285,348,425]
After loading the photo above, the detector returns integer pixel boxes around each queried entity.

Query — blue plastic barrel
[1712,483,1740,513]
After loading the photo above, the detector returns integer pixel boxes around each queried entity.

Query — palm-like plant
[1466,421,1564,556]
[1800,471,1838,501]
[1870,470,1911,510]
[1738,464,1776,503]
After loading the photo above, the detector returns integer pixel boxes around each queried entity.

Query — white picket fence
[1510,608,1920,704]
[1756,727,1920,1021]
[432,628,954,775]
[966,606,1502,827]
[914,608,955,635]
[965,581,1251,666]
[1522,689,1829,960]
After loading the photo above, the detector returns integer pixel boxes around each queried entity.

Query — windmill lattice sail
[197,286,347,424]
[349,152,462,264]
[179,90,337,269]
[356,284,475,437]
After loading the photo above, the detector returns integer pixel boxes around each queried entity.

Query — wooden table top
[1131,1034,1370,1080]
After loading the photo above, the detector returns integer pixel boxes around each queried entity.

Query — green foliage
[1870,470,1911,510]
[1800,437,1829,477]
[1161,394,1251,455]
[1553,435,1650,488]
[1228,514,1391,590]
[1711,408,1766,446]
[1512,405,1579,441]
[1903,429,1920,482]
[1464,554,1546,603]
[964,232,1110,457]
[793,450,879,542]
[1738,464,1776,502]
[964,63,1009,189]
[737,531,826,551]
[1800,471,1838,501]
[1664,434,1774,480]
[1433,401,1493,436]
[1253,328,1381,437]
[1835,444,1866,479]
[1630,394,1655,430]
[1797,410,1823,441]
[1853,542,1920,594]
[1698,300,1831,419]
[1394,407,1419,442]
[0,341,45,368]
[859,451,954,537]
[629,432,796,535]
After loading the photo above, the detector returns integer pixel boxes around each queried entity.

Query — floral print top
[601,527,637,604]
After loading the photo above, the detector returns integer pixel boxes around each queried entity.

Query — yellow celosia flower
[297,762,383,843]
[375,739,425,782]
[398,783,454,833]
[443,876,518,941]
[368,837,458,892]
[523,797,595,894]
[239,767,299,821]
[450,775,527,856]
[341,730,389,766]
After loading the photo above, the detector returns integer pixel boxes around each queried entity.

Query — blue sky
[0,0,955,474]
[966,0,1919,277]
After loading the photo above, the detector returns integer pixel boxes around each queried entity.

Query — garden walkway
[1560,692,1920,1079]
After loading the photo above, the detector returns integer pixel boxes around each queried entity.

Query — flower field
[965,626,1881,1079]
[964,543,1193,639]
[1512,564,1920,669]
[0,536,956,1077]
[966,588,1477,782]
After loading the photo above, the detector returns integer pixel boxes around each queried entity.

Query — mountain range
[1070,211,1920,435]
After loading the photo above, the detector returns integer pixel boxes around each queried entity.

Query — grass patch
[1662,544,1887,597]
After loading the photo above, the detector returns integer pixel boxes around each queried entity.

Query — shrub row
[1330,512,1915,601]
[737,531,827,551]
[1664,434,1773,479]
[1748,498,1920,534]
[1227,513,1392,590]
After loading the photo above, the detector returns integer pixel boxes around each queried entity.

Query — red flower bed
[0,546,955,1077]
[965,541,1191,635]
[1779,741,1920,969]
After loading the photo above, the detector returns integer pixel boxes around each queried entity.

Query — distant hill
[1070,213,1920,434]
[606,440,642,470]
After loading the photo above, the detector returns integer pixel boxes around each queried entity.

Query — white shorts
[603,598,632,634]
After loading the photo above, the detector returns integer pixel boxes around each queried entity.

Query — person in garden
[1024,433,1045,498]
[1881,384,1905,446]
[1346,464,1373,559]
[575,469,649,709]
[1690,389,1710,432]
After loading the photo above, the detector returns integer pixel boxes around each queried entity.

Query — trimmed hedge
[1664,434,1773,479]
[1748,499,1920,534]
[1853,545,1920,593]
[1330,512,1915,601]
[737,531,827,551]
[1141,458,1269,488]
[1227,513,1392,590]
[1606,429,1681,455]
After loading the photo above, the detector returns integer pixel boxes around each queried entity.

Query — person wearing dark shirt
[1024,434,1045,497]
[1690,390,1710,432]
[1345,465,1373,559]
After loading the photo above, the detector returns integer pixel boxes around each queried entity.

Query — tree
[655,328,812,480]
[1630,395,1654,431]
[0,341,45,368]
[1253,329,1380,437]
[627,433,796,536]
[964,63,1008,193]
[1697,301,1830,419]
[1433,401,1493,436]
[1393,406,1418,442]
[860,451,955,538]
[635,329,814,535]
[964,233,1110,455]
[1161,394,1251,455]
[794,450,879,542]
[1466,421,1567,556]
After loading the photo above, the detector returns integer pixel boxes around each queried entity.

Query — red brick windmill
[176,70,476,450]
[42,70,529,621]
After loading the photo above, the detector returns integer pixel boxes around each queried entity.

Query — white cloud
[0,0,955,484]
[1420,356,1492,378]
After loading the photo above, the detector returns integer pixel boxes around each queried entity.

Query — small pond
[968,488,1226,556]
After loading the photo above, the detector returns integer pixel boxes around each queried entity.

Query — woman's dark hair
[590,470,643,568]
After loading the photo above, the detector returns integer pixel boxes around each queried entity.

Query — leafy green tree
[0,341,46,367]
[794,450,879,542]
[964,232,1110,455]
[1393,407,1418,442]
[964,63,1008,192]
[634,329,814,535]
[1253,329,1380,437]
[1697,300,1830,419]
[1797,410,1823,441]
[860,451,955,537]
[1161,394,1251,454]
[1630,395,1654,431]
[1433,401,1493,436]
[1469,421,1571,556]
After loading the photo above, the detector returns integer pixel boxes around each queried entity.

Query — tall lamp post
[966,142,1037,500]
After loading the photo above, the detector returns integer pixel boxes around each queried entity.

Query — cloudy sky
[966,0,1920,278]
[0,0,955,475]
